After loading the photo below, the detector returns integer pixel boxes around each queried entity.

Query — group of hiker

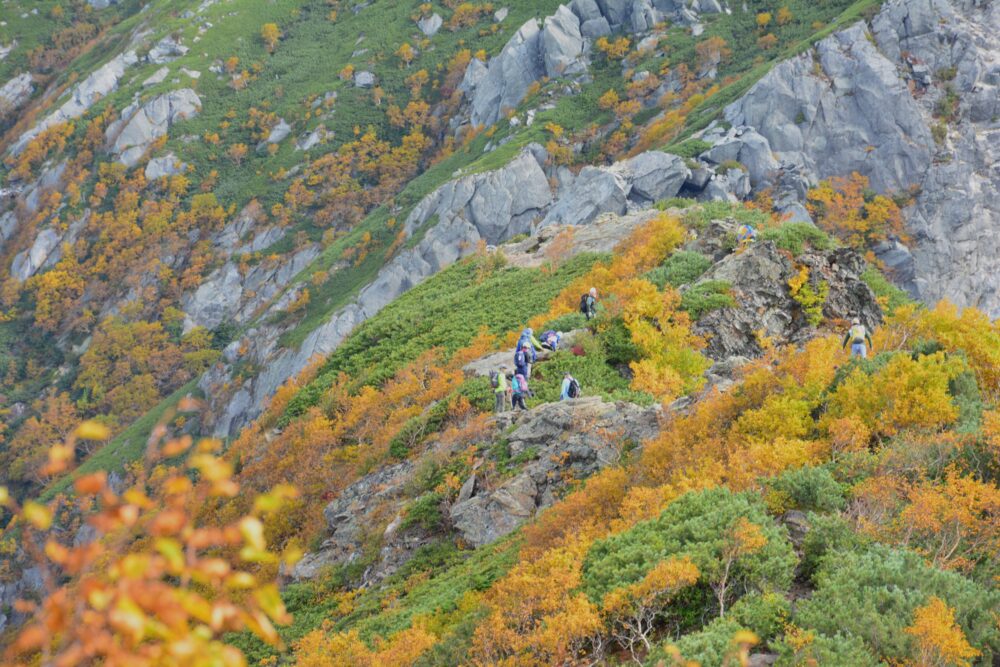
[491,289,593,413]
[488,228,876,414]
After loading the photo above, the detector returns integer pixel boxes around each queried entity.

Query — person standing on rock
[736,223,757,250]
[842,317,873,359]
[512,372,531,411]
[560,372,581,401]
[492,365,510,413]
[580,287,599,320]
[514,343,532,379]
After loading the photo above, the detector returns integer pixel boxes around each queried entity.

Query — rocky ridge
[694,0,1000,316]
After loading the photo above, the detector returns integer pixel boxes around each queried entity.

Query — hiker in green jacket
[492,365,510,413]
[842,317,873,359]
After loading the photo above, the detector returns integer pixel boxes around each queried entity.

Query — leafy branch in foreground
[1,401,298,667]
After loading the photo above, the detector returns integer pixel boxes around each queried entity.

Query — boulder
[353,70,376,88]
[615,151,690,202]
[417,13,443,36]
[540,166,628,227]
[106,88,201,167]
[691,225,882,360]
[495,7,509,22]
[265,118,291,144]
[541,5,586,77]
[10,228,62,281]
[144,152,187,180]
[703,126,779,187]
[465,19,544,127]
[147,36,189,64]
[580,16,612,37]
[142,66,169,87]
[295,125,329,151]
[0,72,33,118]
[450,397,661,547]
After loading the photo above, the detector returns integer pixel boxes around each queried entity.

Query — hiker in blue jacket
[560,373,581,400]
[514,343,532,379]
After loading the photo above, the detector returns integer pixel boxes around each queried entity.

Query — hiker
[736,223,757,249]
[491,365,510,413]
[517,327,543,353]
[842,317,873,359]
[511,372,531,411]
[560,372,581,401]
[514,343,533,379]
[580,287,598,320]
[540,330,562,351]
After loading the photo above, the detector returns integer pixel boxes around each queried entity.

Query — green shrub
[716,160,746,175]
[656,197,698,210]
[759,222,835,256]
[680,280,736,320]
[600,317,642,366]
[860,266,913,315]
[731,592,791,643]
[401,492,446,532]
[799,514,870,579]
[774,631,879,666]
[528,331,651,405]
[669,617,745,666]
[645,250,712,289]
[766,466,846,514]
[681,201,773,232]
[541,312,588,333]
[949,369,985,434]
[794,545,1000,663]
[581,488,797,612]
[666,138,713,159]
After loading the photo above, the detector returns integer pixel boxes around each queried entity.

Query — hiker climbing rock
[518,327,543,353]
[540,330,562,351]
[491,365,510,413]
[560,372,581,401]
[842,317,873,359]
[514,343,533,379]
[736,223,757,249]
[512,372,531,411]
[580,287,598,320]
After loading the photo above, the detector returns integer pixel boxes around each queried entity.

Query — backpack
[511,376,521,393]
[579,293,590,314]
[515,349,528,368]
[849,324,867,344]
[489,370,500,388]
[568,378,581,398]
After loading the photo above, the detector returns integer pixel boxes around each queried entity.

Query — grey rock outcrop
[690,222,882,360]
[713,0,1000,315]
[106,89,201,167]
[144,152,187,180]
[353,70,376,88]
[147,36,189,64]
[142,66,170,87]
[265,118,291,144]
[289,461,417,582]
[466,19,546,127]
[0,72,33,119]
[417,13,443,37]
[181,245,319,332]
[542,5,587,77]
[541,150,689,226]
[11,51,139,155]
[450,397,661,547]
[11,228,62,281]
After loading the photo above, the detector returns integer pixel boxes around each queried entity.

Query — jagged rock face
[181,245,319,332]
[144,152,187,180]
[10,51,139,156]
[105,89,201,167]
[691,223,883,360]
[463,0,719,128]
[450,397,661,547]
[289,461,419,584]
[0,72,33,121]
[713,0,1000,316]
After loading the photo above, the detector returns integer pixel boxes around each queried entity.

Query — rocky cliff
[696,0,1000,316]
